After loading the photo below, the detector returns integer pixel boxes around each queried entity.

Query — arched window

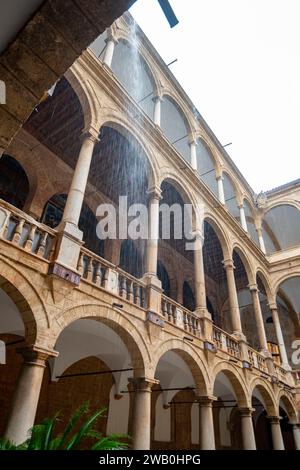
[42,194,104,257]
[119,240,143,278]
[161,97,190,162]
[183,281,195,311]
[263,205,300,253]
[157,260,171,297]
[0,155,29,209]
[111,40,155,119]
[196,140,218,196]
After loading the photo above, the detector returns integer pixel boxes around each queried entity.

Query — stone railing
[274,363,288,382]
[247,346,268,373]
[212,325,241,359]
[161,295,202,337]
[0,199,56,260]
[77,247,147,309]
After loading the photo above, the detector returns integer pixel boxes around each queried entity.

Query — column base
[142,273,162,315]
[53,221,84,272]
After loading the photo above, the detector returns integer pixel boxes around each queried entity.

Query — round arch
[99,117,159,189]
[152,339,209,395]
[212,362,249,407]
[232,243,256,285]
[0,259,49,343]
[277,391,298,422]
[203,213,231,259]
[256,269,273,301]
[249,378,277,416]
[161,91,194,136]
[64,68,99,131]
[51,304,150,377]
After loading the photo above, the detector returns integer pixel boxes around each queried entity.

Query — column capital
[146,186,162,201]
[268,302,277,311]
[152,94,163,103]
[81,127,100,144]
[128,377,159,392]
[267,415,281,424]
[222,258,235,269]
[248,283,259,293]
[239,407,255,417]
[17,345,58,367]
[188,137,198,147]
[105,35,118,45]
[196,395,217,406]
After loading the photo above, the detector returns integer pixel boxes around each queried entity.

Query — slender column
[268,416,285,450]
[223,258,243,335]
[194,229,207,313]
[103,37,117,68]
[249,284,268,353]
[239,204,248,232]
[189,140,198,171]
[216,176,225,204]
[61,130,99,228]
[153,96,162,126]
[256,226,266,254]
[5,347,57,445]
[240,408,256,450]
[292,424,300,450]
[198,396,216,450]
[145,187,161,276]
[269,303,290,369]
[128,377,158,450]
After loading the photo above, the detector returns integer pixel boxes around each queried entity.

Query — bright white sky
[130,0,300,193]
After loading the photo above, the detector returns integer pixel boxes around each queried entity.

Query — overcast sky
[130,0,300,193]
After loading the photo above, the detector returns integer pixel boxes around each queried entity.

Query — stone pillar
[240,408,256,450]
[153,96,162,126]
[268,416,285,450]
[5,346,57,445]
[198,396,216,450]
[292,424,300,450]
[223,258,243,336]
[249,284,268,353]
[145,187,161,276]
[216,176,225,204]
[269,303,290,369]
[256,226,266,254]
[193,229,207,313]
[189,140,198,171]
[103,37,117,68]
[239,204,248,232]
[61,129,99,229]
[128,377,158,450]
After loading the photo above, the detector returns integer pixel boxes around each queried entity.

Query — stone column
[239,204,248,232]
[103,37,117,68]
[193,229,207,313]
[189,140,198,171]
[128,377,158,450]
[223,258,243,336]
[269,303,290,369]
[240,408,256,450]
[216,176,225,204]
[145,187,161,276]
[61,129,99,229]
[249,284,268,353]
[292,424,300,450]
[153,96,162,126]
[268,416,285,450]
[256,226,266,254]
[5,346,57,445]
[198,396,216,450]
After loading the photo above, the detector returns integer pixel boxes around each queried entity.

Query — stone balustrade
[0,199,56,260]
[161,295,202,337]
[247,346,268,373]
[212,325,241,359]
[77,247,147,309]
